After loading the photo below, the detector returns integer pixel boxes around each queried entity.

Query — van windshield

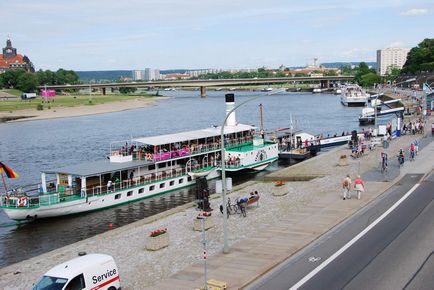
[32,276,68,290]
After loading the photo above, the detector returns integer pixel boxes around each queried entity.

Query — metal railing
[0,164,214,209]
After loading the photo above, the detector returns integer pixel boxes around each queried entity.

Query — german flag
[0,162,19,179]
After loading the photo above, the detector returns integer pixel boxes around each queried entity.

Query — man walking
[342,174,352,200]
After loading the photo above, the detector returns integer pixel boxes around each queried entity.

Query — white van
[32,253,121,290]
[21,93,37,99]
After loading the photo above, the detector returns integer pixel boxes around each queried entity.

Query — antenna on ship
[259,103,264,135]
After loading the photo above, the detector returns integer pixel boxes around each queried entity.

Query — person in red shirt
[354,175,365,200]
[410,143,415,161]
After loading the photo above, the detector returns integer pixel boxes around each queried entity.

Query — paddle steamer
[0,94,278,220]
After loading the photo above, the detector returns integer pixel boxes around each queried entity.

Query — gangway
[359,106,405,125]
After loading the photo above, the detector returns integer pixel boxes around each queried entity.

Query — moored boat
[0,94,278,221]
[340,84,369,106]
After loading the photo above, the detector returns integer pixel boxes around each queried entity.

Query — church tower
[2,37,17,59]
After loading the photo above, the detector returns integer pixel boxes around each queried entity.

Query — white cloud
[339,47,376,61]
[400,8,429,16]
[387,41,405,47]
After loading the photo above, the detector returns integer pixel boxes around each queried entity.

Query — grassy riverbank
[0,93,159,112]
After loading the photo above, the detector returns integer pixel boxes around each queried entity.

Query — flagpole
[1,172,8,193]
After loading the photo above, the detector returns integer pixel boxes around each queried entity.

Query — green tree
[354,62,377,84]
[36,69,57,85]
[0,73,4,88]
[119,87,137,94]
[384,67,401,83]
[16,72,39,92]
[324,70,338,76]
[401,38,434,74]
[360,72,381,87]
[340,65,354,75]
[1,69,26,88]
[55,69,79,85]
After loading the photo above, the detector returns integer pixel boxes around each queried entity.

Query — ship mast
[259,103,264,136]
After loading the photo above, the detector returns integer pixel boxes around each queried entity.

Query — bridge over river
[39,75,354,97]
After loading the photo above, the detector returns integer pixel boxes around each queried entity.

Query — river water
[0,90,379,267]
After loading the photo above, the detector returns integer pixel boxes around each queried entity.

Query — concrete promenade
[153,129,434,290]
[0,117,432,290]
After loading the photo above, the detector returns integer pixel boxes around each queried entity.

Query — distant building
[186,68,258,77]
[163,73,190,80]
[376,47,410,76]
[0,37,34,73]
[144,68,161,81]
[132,70,145,80]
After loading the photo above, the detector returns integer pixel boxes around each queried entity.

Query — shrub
[36,104,43,110]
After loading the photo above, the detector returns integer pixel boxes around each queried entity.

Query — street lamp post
[220,89,283,253]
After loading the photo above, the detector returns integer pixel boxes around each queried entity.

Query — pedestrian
[342,174,352,200]
[414,139,419,155]
[107,180,112,192]
[354,175,365,200]
[409,143,415,161]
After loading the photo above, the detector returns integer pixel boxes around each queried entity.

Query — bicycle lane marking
[289,183,420,290]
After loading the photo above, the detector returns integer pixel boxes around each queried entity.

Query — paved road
[247,172,433,290]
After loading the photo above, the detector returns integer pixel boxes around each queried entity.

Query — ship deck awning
[42,159,152,177]
[133,124,255,146]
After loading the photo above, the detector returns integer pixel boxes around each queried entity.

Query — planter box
[272,186,288,196]
[146,232,169,251]
[193,216,214,231]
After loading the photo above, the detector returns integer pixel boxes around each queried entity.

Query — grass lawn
[1,89,23,96]
[0,94,157,112]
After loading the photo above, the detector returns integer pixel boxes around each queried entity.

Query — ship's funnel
[225,93,236,126]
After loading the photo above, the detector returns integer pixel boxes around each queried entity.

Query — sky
[1,0,433,71]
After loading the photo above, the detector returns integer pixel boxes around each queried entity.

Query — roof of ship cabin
[133,124,255,146]
[42,159,151,176]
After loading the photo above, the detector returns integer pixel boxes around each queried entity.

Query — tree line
[0,69,79,93]
[401,38,434,74]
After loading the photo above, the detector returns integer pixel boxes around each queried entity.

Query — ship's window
[179,178,184,184]
[169,181,175,186]
[138,188,144,194]
[149,185,155,191]
[149,165,155,170]
[187,176,192,182]
[158,163,167,168]
[160,183,165,189]
[115,194,121,200]
[127,191,133,197]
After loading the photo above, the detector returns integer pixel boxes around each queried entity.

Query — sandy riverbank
[0,97,168,123]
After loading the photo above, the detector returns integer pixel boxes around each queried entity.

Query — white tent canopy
[133,124,255,146]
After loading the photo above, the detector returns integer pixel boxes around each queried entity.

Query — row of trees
[0,69,79,93]
[193,67,338,80]
[401,38,434,74]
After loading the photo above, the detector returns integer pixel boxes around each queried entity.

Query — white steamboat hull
[3,173,219,221]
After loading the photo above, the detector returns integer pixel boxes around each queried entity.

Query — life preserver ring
[113,151,119,156]
[18,197,27,207]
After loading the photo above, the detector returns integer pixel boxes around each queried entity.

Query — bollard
[108,223,113,230]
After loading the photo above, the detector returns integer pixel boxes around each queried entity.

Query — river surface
[0,90,388,267]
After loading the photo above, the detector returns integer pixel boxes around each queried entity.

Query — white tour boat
[340,84,370,106]
[0,94,278,221]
